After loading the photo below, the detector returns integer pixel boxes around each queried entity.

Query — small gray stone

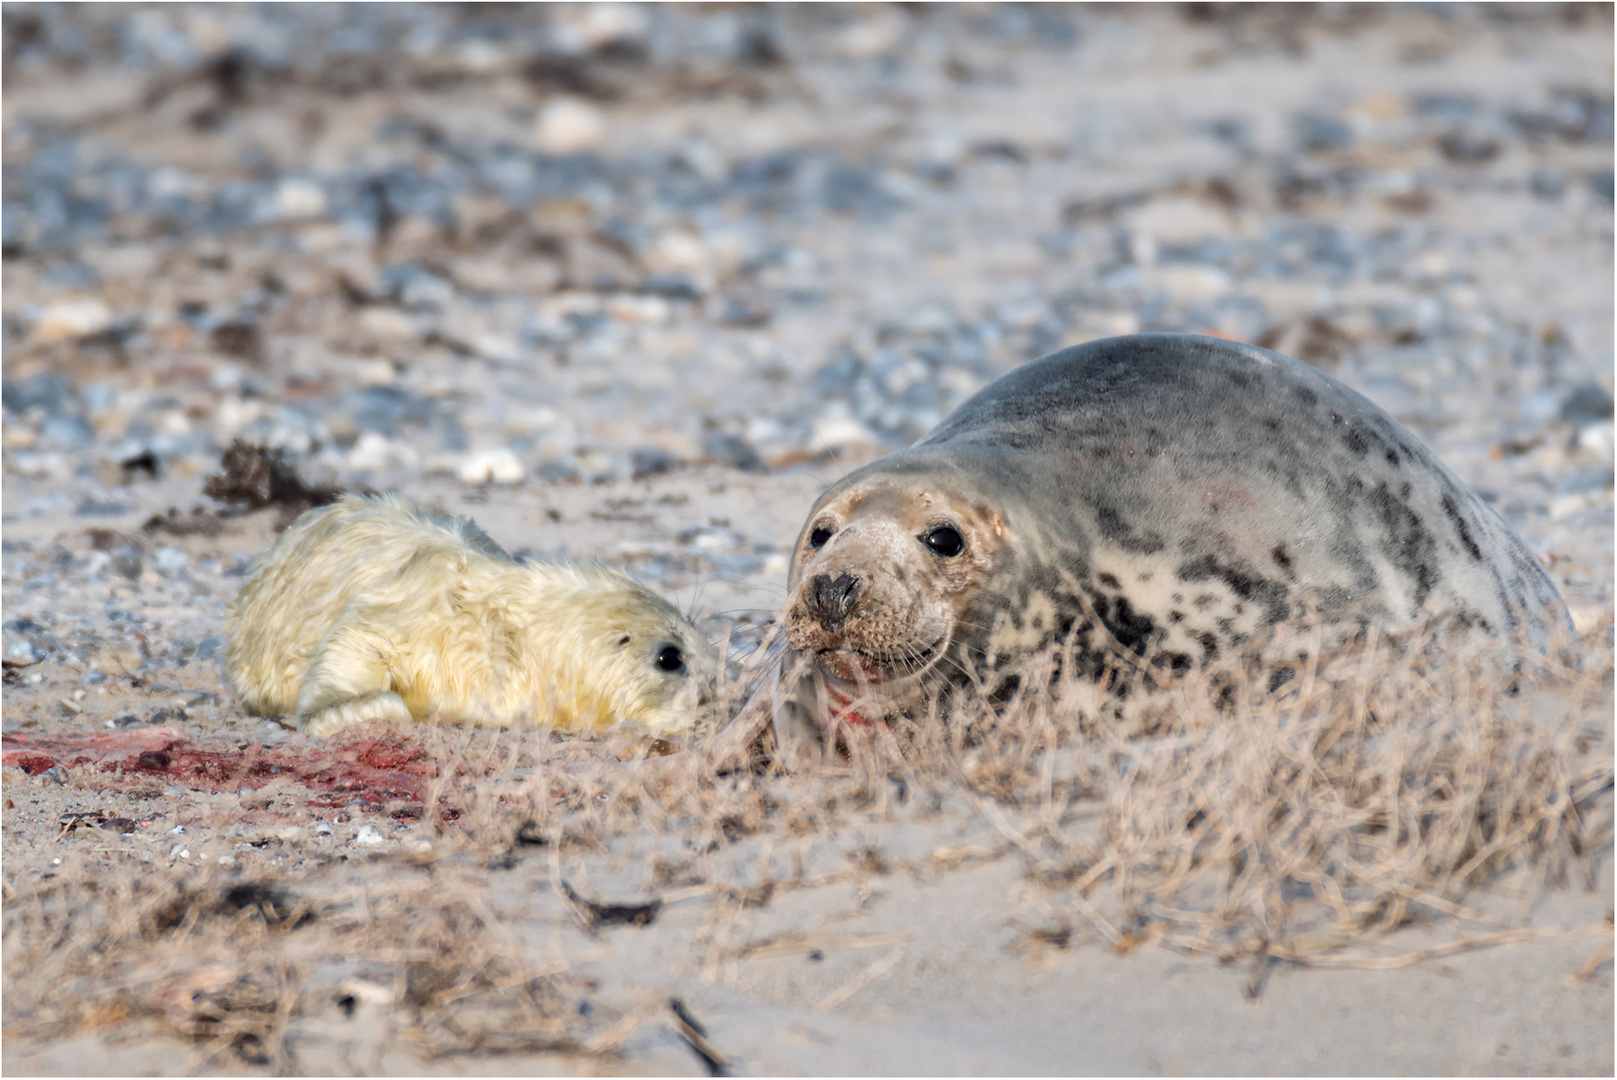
[153,547,189,577]
[717,295,772,328]
[1561,384,1614,423]
[1590,170,1615,206]
[631,446,680,479]
[1556,467,1614,496]
[642,272,703,300]
[1519,390,1563,424]
[703,432,767,472]
[1296,111,1354,153]
[314,822,334,836]
[5,638,42,665]
[42,262,101,290]
[1438,128,1501,164]
[111,549,142,581]
[80,380,118,416]
[1529,170,1568,200]
[2,372,74,416]
[76,499,133,517]
[40,415,95,450]
[378,261,455,310]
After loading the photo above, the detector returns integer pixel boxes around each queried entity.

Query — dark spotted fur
[821,332,1567,686]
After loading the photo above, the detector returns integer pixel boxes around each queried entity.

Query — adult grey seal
[782,332,1567,724]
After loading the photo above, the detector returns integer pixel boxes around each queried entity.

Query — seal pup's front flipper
[301,691,414,738]
[297,613,414,736]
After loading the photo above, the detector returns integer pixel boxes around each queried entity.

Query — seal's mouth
[814,638,941,694]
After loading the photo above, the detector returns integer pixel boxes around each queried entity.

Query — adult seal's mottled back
[783,333,1567,723]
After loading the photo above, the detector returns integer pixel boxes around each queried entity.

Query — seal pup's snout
[808,572,863,632]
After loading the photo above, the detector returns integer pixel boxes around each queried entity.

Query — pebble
[630,446,680,480]
[32,299,113,345]
[110,549,142,581]
[348,432,416,472]
[1555,468,1614,496]
[6,639,42,665]
[1569,606,1609,636]
[1562,384,1614,423]
[1519,389,1563,424]
[152,547,190,577]
[1548,494,1592,521]
[810,414,879,450]
[314,822,334,836]
[353,825,386,846]
[1578,424,1614,461]
[9,452,74,482]
[273,178,328,220]
[538,459,582,484]
[378,262,455,311]
[703,432,766,472]
[534,98,607,155]
[40,416,95,450]
[456,448,525,486]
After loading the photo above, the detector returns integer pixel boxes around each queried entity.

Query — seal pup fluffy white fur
[225,493,720,738]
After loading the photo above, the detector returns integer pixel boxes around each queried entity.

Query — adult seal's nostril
[809,572,862,632]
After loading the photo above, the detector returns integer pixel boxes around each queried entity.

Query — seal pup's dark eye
[921,526,964,557]
[809,525,834,549]
[655,645,686,673]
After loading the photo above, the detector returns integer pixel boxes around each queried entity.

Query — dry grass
[4,610,1612,1067]
[0,856,605,1070]
[438,608,1614,962]
[848,610,1615,965]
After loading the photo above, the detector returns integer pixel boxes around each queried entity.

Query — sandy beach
[3,5,1612,1074]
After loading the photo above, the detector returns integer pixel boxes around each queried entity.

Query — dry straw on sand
[4,611,1611,1066]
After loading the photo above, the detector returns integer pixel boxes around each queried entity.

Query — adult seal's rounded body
[783,333,1567,722]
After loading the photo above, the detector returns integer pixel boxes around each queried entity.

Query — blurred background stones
[2,3,1611,606]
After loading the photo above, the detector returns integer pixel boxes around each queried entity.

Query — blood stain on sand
[1,727,455,817]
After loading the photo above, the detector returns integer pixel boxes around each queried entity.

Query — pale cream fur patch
[225,493,719,737]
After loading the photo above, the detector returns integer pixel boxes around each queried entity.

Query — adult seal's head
[785,455,1012,716]
[784,333,1568,722]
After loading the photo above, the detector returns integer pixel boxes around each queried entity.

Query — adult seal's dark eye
[808,525,834,549]
[921,525,964,557]
[655,645,686,673]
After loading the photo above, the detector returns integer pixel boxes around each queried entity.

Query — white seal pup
[782,333,1567,724]
[225,493,720,737]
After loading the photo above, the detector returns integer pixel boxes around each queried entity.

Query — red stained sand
[2,727,443,814]
[3,727,184,775]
